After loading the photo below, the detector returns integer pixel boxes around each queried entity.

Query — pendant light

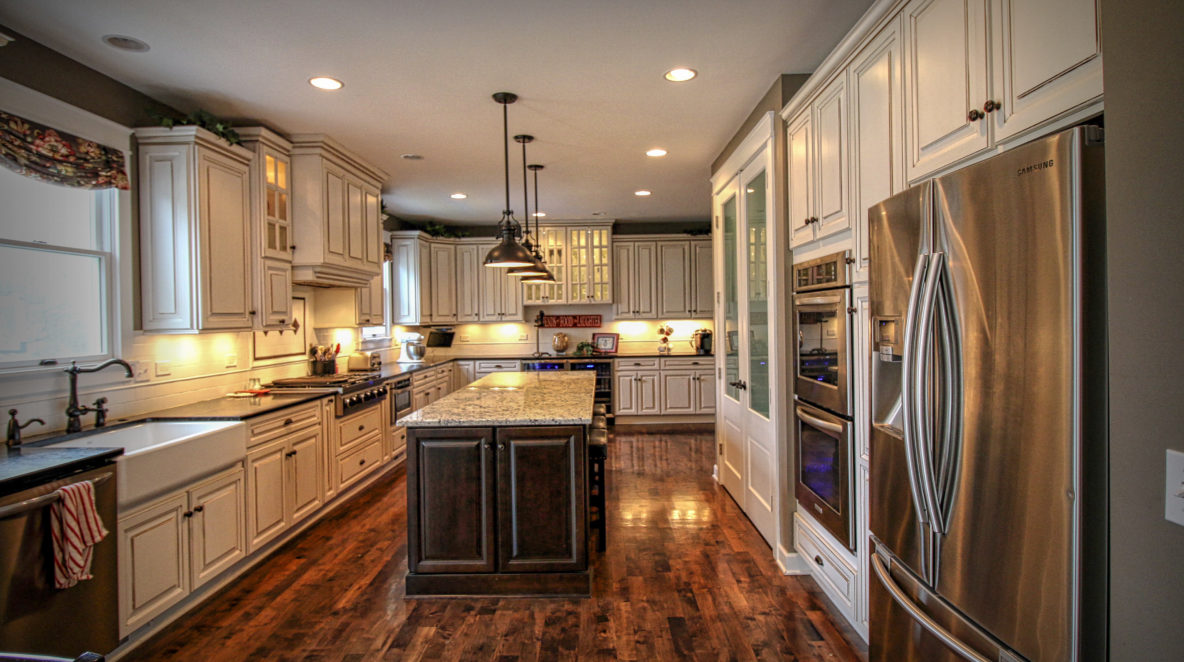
[483,92,536,268]
[521,163,557,284]
[507,134,549,277]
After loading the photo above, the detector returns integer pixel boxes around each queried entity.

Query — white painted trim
[777,546,811,575]
[0,76,133,150]
[710,112,776,193]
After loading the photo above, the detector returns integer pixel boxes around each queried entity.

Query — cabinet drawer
[336,407,383,454]
[249,402,321,447]
[660,357,711,369]
[412,369,437,386]
[794,513,856,612]
[475,360,519,372]
[617,357,658,369]
[337,435,383,489]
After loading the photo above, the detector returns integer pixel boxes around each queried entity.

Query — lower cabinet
[616,370,660,415]
[334,406,384,490]
[615,357,715,416]
[118,466,245,637]
[246,425,323,552]
[407,426,586,578]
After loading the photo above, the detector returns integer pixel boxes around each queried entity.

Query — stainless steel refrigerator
[868,126,1107,662]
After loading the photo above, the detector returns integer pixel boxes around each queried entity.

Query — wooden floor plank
[125,427,867,662]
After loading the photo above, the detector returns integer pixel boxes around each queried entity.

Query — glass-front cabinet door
[567,227,611,303]
[262,150,292,261]
[523,225,566,303]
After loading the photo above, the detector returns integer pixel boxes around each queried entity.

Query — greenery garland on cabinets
[151,109,242,145]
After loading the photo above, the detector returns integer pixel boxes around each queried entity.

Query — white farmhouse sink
[53,421,247,509]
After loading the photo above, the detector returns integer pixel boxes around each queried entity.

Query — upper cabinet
[429,242,458,323]
[522,222,612,305]
[455,243,482,323]
[477,242,523,322]
[522,226,567,304]
[788,73,850,249]
[390,233,430,326]
[289,135,386,287]
[136,126,254,332]
[614,236,711,320]
[613,240,656,320]
[237,127,294,330]
[902,0,1102,181]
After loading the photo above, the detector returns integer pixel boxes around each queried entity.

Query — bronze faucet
[6,409,45,448]
[65,359,133,433]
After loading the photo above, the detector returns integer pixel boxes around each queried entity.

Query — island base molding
[405,570,592,597]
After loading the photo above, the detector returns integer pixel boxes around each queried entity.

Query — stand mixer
[398,332,426,363]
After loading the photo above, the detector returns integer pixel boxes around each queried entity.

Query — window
[360,260,391,341]
[0,167,117,369]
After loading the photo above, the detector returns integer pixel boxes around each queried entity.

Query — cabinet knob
[279,319,286,324]
[183,510,194,518]
[290,245,297,250]
[194,505,204,513]
[358,424,365,431]
[283,418,294,426]
[358,458,366,466]
[968,108,985,122]
[249,310,257,315]
[814,555,824,567]
[983,99,1000,113]
[497,443,506,451]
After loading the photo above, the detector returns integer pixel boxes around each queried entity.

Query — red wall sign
[541,314,602,328]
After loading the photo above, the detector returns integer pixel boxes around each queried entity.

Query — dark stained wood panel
[406,427,494,573]
[124,425,867,662]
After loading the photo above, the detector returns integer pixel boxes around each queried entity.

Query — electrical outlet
[154,361,171,377]
[131,361,150,383]
[518,333,528,341]
[225,354,238,368]
[1166,449,1184,527]
[460,335,470,342]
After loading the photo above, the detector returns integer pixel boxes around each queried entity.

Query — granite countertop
[1,446,122,498]
[398,371,596,428]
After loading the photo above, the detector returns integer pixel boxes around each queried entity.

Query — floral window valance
[0,109,129,190]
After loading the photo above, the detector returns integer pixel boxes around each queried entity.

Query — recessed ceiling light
[309,76,343,90]
[664,68,697,82]
[450,193,467,199]
[646,148,668,157]
[635,190,652,197]
[102,34,150,52]
[400,153,424,161]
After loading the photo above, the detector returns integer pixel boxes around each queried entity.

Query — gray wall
[1101,0,1184,659]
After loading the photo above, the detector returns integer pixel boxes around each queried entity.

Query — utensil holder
[310,359,337,375]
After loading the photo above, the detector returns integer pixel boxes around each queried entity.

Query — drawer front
[794,513,856,612]
[475,360,520,372]
[337,435,383,488]
[249,402,322,447]
[336,407,383,454]
[412,369,437,386]
[617,357,659,369]
[660,357,711,369]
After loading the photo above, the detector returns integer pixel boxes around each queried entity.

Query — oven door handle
[794,294,842,307]
[0,472,113,521]
[795,406,843,436]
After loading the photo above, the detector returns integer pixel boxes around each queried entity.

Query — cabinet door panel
[289,429,323,522]
[903,0,990,181]
[430,243,457,321]
[637,372,661,415]
[391,238,420,324]
[408,428,495,573]
[990,0,1102,141]
[497,427,586,572]
[691,241,714,318]
[814,74,850,239]
[119,493,189,634]
[613,242,634,318]
[661,371,696,414]
[324,168,347,265]
[456,244,481,322]
[695,371,717,413]
[657,241,692,317]
[635,241,658,318]
[346,179,365,264]
[189,471,245,589]
[364,188,382,268]
[198,150,252,326]
[787,111,815,248]
[262,260,293,327]
[615,372,638,415]
[418,240,433,324]
[477,243,501,321]
[500,269,522,321]
[246,442,287,551]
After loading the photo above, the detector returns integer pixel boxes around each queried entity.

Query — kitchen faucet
[65,359,134,433]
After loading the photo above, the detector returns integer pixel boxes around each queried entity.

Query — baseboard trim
[613,416,714,427]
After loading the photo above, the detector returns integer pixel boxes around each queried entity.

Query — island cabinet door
[407,427,496,573]
[496,426,587,573]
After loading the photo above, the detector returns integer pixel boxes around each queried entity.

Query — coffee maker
[690,329,713,355]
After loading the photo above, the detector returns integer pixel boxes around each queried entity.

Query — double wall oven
[792,251,855,550]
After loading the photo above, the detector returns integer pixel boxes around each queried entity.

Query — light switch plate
[225,354,238,368]
[154,361,171,377]
[460,335,470,342]
[1166,449,1184,527]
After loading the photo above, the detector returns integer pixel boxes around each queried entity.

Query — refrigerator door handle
[871,552,991,662]
[933,261,964,534]
[901,253,931,525]
[912,251,945,530]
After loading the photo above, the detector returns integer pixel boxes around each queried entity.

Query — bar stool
[588,427,608,551]
[593,403,610,425]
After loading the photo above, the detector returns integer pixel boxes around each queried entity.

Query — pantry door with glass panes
[716,144,777,547]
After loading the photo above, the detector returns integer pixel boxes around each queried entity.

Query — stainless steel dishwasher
[0,464,119,657]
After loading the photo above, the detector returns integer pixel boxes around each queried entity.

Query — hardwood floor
[125,426,867,661]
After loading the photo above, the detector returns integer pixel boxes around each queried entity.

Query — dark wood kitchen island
[396,371,594,596]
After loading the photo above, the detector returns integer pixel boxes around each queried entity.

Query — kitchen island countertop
[397,371,595,428]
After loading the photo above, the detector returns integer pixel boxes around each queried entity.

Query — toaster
[348,351,381,372]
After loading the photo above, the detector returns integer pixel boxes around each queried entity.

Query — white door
[716,176,746,499]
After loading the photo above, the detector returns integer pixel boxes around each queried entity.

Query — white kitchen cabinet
[567,226,613,303]
[246,423,323,552]
[988,0,1103,142]
[660,357,716,414]
[289,134,386,287]
[454,360,476,389]
[430,242,458,323]
[616,369,660,416]
[312,266,385,328]
[788,73,850,249]
[390,233,431,325]
[902,0,1101,181]
[356,270,385,327]
[238,127,295,331]
[694,369,716,413]
[136,126,254,332]
[118,466,245,637]
[690,240,714,319]
[849,17,906,283]
[613,240,657,319]
[455,244,482,322]
[523,226,567,304]
[655,239,714,318]
[474,359,520,380]
[661,371,696,414]
[334,406,384,489]
[477,243,523,322]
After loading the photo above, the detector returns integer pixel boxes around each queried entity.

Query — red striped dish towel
[49,481,109,589]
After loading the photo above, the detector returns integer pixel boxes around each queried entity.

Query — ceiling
[0,0,873,226]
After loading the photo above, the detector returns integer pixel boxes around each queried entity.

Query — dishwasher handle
[0,472,113,521]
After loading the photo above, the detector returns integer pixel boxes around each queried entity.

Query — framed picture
[592,332,619,354]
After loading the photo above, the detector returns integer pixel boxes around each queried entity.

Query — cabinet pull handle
[285,450,296,458]
[249,310,257,315]
[283,418,294,426]
[814,555,824,567]
[183,510,194,518]
[968,108,984,122]
[358,424,365,431]
[498,443,506,451]
[983,99,1000,113]
[358,458,366,466]
[194,505,204,513]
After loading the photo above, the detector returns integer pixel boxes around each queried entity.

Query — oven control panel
[340,384,387,417]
